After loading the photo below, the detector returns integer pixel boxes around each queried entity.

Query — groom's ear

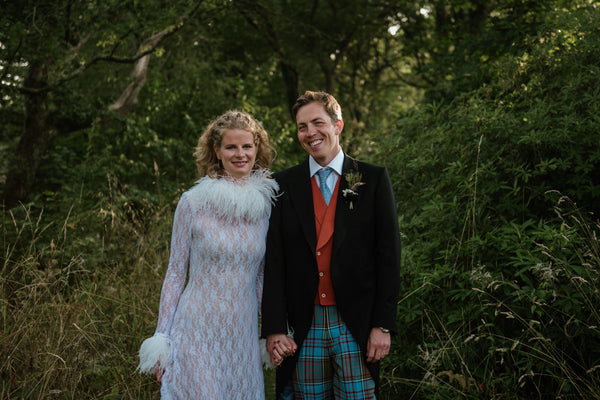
[335,119,344,136]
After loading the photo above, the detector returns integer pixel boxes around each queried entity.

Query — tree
[0,0,204,208]
[229,0,420,155]
[391,0,549,100]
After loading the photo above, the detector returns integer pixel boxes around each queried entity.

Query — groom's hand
[366,327,391,363]
[266,333,297,366]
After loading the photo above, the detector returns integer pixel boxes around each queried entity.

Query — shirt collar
[309,148,345,177]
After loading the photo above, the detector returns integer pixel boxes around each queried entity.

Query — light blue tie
[317,168,333,205]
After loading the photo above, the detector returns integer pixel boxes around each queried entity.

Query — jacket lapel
[332,155,355,259]
[286,160,318,253]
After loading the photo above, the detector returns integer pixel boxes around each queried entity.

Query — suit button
[317,251,321,256]
[321,293,326,298]
[319,272,324,277]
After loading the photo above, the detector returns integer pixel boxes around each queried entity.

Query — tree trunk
[280,60,299,118]
[109,31,166,114]
[3,62,56,209]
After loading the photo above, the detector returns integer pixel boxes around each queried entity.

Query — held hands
[266,328,387,365]
[366,327,391,363]
[266,333,297,366]
[155,335,297,379]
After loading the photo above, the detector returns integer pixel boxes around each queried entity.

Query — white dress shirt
[309,149,345,193]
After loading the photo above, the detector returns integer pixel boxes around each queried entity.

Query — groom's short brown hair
[292,91,342,124]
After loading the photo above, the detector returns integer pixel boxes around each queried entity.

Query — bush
[377,4,600,399]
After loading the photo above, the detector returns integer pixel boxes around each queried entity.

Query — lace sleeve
[256,257,265,315]
[155,192,193,336]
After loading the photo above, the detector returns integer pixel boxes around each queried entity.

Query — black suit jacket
[262,155,401,396]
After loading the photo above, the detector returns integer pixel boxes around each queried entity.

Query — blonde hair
[194,110,274,177]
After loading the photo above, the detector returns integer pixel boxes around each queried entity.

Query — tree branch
[18,1,205,95]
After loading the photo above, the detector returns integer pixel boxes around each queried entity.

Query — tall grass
[383,194,600,399]
[0,183,173,398]
[3,181,598,399]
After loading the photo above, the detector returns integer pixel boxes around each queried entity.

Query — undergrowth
[1,179,172,399]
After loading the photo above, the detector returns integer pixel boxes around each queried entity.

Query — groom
[262,91,401,399]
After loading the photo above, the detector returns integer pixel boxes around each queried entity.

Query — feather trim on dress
[186,168,279,224]
[137,334,172,374]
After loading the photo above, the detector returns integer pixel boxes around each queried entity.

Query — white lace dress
[138,171,278,399]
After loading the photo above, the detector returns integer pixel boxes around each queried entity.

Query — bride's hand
[267,334,297,365]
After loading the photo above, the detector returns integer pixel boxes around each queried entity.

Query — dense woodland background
[2,0,600,398]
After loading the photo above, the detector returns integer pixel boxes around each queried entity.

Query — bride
[137,110,277,399]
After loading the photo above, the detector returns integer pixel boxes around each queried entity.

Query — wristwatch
[379,327,390,333]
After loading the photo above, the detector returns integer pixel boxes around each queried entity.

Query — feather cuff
[137,334,171,374]
[260,338,276,370]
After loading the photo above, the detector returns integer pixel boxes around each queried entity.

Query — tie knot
[318,167,332,182]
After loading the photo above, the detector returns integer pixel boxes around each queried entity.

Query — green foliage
[2,0,600,398]
[387,201,600,399]
[380,2,600,268]
[377,3,600,398]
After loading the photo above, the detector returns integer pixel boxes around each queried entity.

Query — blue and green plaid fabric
[292,305,376,399]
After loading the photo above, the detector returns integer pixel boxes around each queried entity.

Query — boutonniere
[342,170,365,210]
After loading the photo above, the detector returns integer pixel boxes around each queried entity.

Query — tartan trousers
[291,304,376,400]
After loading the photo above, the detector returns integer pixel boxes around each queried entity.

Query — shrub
[377,4,600,399]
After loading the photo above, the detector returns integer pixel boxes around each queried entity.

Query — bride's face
[214,129,258,179]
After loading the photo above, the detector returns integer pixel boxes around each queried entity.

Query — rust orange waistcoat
[311,176,340,305]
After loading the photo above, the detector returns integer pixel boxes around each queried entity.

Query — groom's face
[296,102,343,167]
